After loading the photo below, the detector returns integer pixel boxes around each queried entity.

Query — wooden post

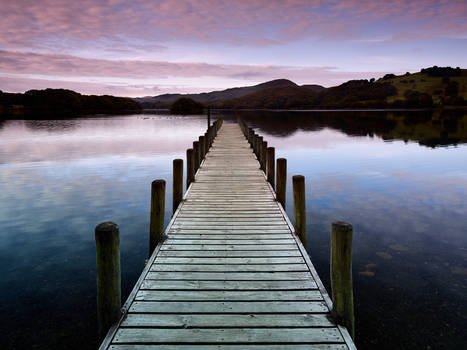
[204,132,209,154]
[186,148,194,189]
[331,221,355,340]
[248,129,254,146]
[193,141,200,173]
[95,221,121,341]
[267,147,275,188]
[257,136,263,164]
[276,158,287,208]
[292,175,306,245]
[261,141,267,172]
[199,135,205,162]
[173,159,183,214]
[149,179,165,255]
[207,107,211,128]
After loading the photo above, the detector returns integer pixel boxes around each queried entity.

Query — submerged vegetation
[0,89,141,118]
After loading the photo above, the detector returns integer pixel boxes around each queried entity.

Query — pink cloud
[0,0,465,48]
[0,50,391,96]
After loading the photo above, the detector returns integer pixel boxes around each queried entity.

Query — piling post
[257,136,263,164]
[292,175,306,245]
[95,221,121,341]
[173,159,183,214]
[193,141,200,173]
[261,141,267,172]
[199,136,205,162]
[267,147,275,188]
[207,107,211,128]
[248,129,254,146]
[204,132,209,154]
[186,148,194,189]
[276,158,287,208]
[331,221,355,340]
[149,179,165,255]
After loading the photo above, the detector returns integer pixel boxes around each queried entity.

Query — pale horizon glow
[0,0,466,97]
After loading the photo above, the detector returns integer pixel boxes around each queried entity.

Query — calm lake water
[0,110,466,349]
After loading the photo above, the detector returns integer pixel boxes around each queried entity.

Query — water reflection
[0,112,466,349]
[221,109,467,147]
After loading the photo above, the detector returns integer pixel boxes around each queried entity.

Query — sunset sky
[1,0,466,97]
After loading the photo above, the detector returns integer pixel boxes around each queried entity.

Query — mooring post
[95,221,121,341]
[204,132,209,153]
[193,141,200,173]
[292,175,306,245]
[149,179,165,255]
[248,128,254,146]
[199,135,205,162]
[257,136,263,164]
[267,147,275,188]
[276,158,287,208]
[331,221,355,340]
[261,141,267,172]
[173,159,183,214]
[186,148,194,189]
[207,107,211,128]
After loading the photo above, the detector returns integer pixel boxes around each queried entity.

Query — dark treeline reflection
[218,109,467,147]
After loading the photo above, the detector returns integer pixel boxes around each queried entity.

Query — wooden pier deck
[100,122,356,349]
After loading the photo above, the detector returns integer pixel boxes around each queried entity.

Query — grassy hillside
[379,66,466,106]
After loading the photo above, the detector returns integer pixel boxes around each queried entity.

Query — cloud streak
[0,50,390,95]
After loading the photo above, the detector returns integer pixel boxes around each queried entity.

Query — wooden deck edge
[256,147,357,350]
[98,135,212,350]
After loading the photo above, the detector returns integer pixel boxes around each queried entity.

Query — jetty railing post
[267,147,275,188]
[204,132,209,154]
[193,141,200,173]
[173,159,183,214]
[149,179,165,255]
[258,136,263,164]
[199,135,205,162]
[261,141,267,172]
[276,158,287,208]
[331,221,355,340]
[186,148,194,189]
[292,175,306,245]
[207,107,211,128]
[95,222,121,341]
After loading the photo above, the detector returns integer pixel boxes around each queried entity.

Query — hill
[135,79,301,108]
[0,88,141,118]
[212,66,466,109]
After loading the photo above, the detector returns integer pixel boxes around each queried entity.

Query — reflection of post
[207,107,211,128]
[95,221,121,341]
[331,221,355,340]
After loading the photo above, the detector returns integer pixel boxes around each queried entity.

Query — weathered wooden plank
[110,345,348,350]
[154,257,305,264]
[161,244,298,250]
[157,250,301,257]
[146,271,312,281]
[113,327,344,344]
[167,234,293,239]
[129,301,330,313]
[121,313,334,327]
[135,290,323,301]
[150,264,309,272]
[140,279,317,290]
[164,239,295,245]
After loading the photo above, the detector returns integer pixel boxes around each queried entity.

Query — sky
[0,0,466,97]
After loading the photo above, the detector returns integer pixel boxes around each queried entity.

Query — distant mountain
[134,79,302,108]
[212,67,467,109]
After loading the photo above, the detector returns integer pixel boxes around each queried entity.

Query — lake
[0,110,466,349]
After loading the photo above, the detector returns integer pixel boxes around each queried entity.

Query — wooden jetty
[98,121,356,349]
